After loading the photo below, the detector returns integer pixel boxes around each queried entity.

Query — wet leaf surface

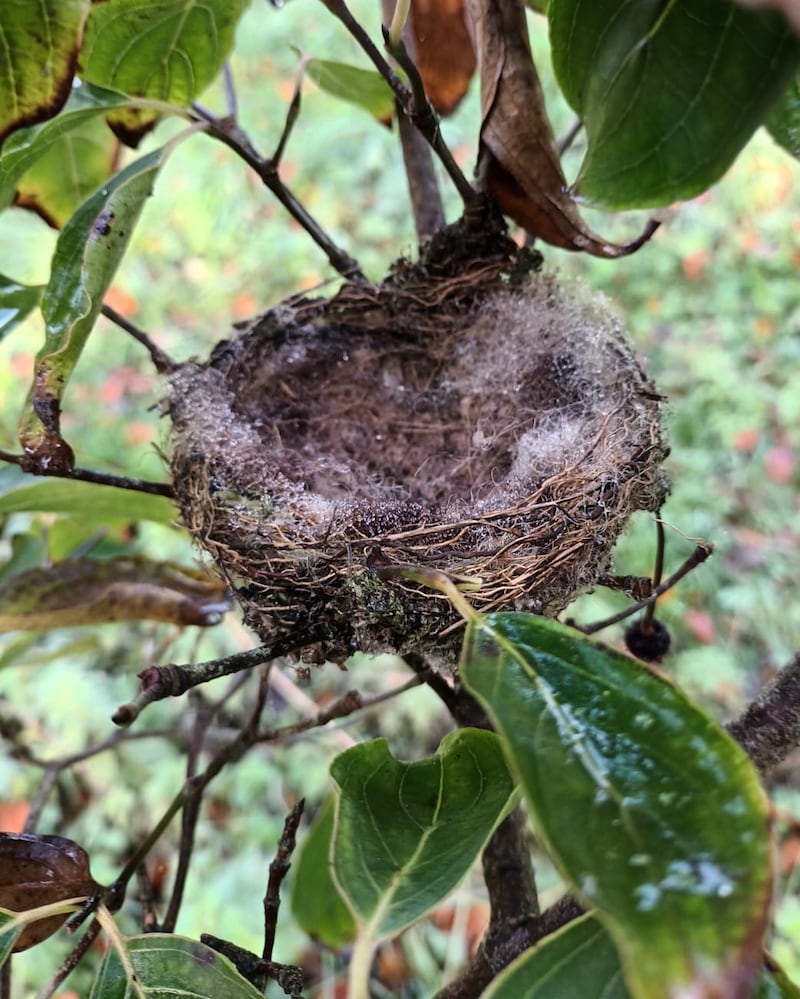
[91,934,264,998]
[462,613,773,998]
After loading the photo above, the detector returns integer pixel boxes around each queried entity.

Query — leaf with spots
[461,613,773,999]
[330,730,515,996]
[0,1,90,149]
[90,934,264,998]
[0,82,132,213]
[17,145,169,473]
[79,0,249,147]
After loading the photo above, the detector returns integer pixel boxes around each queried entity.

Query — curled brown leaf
[466,0,658,256]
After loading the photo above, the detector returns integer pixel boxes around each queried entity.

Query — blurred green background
[1,1,799,994]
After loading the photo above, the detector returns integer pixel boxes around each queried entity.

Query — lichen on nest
[168,228,669,663]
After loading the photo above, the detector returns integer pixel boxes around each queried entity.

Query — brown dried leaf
[410,0,476,115]
[0,833,99,951]
[466,0,657,256]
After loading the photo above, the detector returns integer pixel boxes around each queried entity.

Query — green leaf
[482,914,800,999]
[548,0,800,208]
[330,730,514,938]
[14,117,121,229]
[79,0,249,146]
[0,1,90,148]
[304,57,395,122]
[461,613,772,999]
[291,796,356,949]
[0,275,43,341]
[0,83,131,212]
[482,913,630,999]
[90,934,263,998]
[17,145,169,472]
[768,74,800,160]
[0,466,176,523]
[0,910,24,965]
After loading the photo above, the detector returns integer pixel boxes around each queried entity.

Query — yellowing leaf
[0,557,231,632]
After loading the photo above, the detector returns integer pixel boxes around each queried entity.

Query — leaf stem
[348,932,376,999]
[100,303,176,373]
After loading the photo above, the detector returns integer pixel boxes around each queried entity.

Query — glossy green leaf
[79,0,249,146]
[548,0,800,208]
[304,58,395,122]
[0,466,176,523]
[461,613,772,999]
[0,83,131,211]
[330,729,514,939]
[0,275,43,341]
[483,914,800,999]
[14,117,121,229]
[291,796,356,949]
[17,146,168,472]
[90,934,263,998]
[0,1,90,148]
[768,74,800,160]
[483,913,630,999]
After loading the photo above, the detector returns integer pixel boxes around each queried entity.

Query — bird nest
[168,227,668,663]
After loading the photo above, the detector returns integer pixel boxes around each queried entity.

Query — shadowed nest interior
[168,227,669,663]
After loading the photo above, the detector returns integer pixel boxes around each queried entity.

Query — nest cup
[169,239,668,663]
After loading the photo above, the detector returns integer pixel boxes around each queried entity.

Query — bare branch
[570,542,713,636]
[190,104,364,281]
[0,448,174,498]
[263,799,305,963]
[727,653,800,775]
[100,303,176,374]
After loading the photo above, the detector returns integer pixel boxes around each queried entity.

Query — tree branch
[100,304,176,374]
[0,448,174,498]
[190,105,364,281]
[727,653,800,775]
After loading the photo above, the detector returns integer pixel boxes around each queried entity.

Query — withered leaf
[410,0,477,116]
[0,557,232,633]
[466,0,657,256]
[0,833,100,952]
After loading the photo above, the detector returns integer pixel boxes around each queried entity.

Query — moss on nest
[168,230,668,663]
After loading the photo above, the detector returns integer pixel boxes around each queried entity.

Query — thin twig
[321,0,476,207]
[190,104,364,280]
[557,118,583,156]
[382,28,476,206]
[570,542,713,636]
[272,59,306,167]
[223,62,238,119]
[640,517,665,631]
[263,799,305,963]
[100,304,176,374]
[34,919,104,999]
[112,642,302,726]
[0,448,174,498]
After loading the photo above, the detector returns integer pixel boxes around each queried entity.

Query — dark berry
[624,618,671,661]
